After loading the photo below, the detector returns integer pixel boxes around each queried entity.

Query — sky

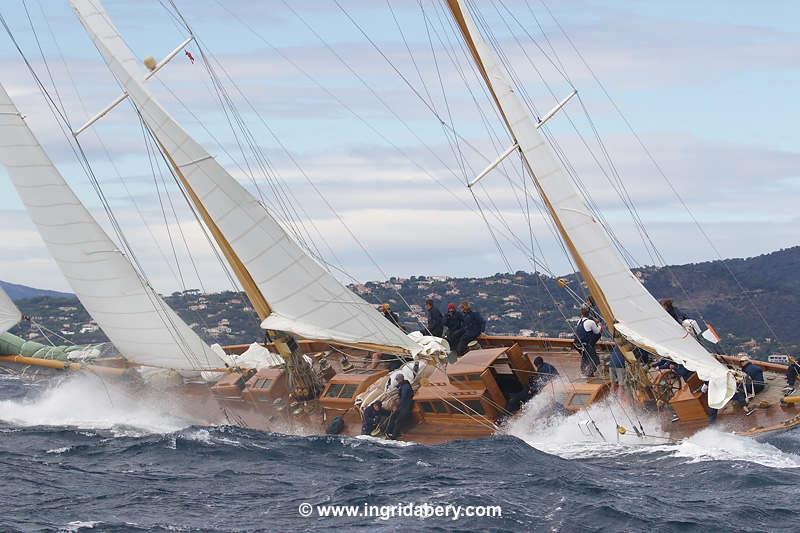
[0,0,798,293]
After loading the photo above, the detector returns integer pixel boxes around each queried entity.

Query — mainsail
[446,0,736,408]
[0,286,21,334]
[0,83,224,371]
[70,0,420,355]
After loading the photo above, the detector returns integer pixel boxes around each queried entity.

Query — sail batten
[70,0,419,355]
[448,0,736,407]
[0,84,224,371]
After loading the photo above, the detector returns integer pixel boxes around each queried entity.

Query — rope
[2,13,214,371]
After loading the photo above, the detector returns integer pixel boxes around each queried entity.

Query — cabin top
[448,347,509,373]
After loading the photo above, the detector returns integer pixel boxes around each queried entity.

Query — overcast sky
[0,0,798,293]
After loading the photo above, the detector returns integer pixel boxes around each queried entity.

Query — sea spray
[504,392,800,468]
[0,373,196,435]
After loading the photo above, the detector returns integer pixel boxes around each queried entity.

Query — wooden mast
[445,0,616,329]
[157,141,414,359]
[157,141,271,321]
[158,142,409,358]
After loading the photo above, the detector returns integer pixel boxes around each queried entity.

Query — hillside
[5,247,798,357]
[0,280,72,301]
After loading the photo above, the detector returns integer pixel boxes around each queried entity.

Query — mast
[158,142,271,320]
[69,0,420,358]
[446,0,613,327]
[0,83,224,371]
[445,1,736,408]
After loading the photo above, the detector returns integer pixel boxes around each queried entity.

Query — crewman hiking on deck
[380,303,405,332]
[609,347,626,391]
[574,306,602,377]
[361,400,391,436]
[785,356,800,396]
[506,356,559,413]
[386,374,414,439]
[451,302,485,357]
[660,298,687,324]
[425,299,444,338]
[443,303,463,347]
[661,298,703,338]
[732,356,765,412]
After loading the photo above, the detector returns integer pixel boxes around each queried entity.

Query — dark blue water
[1,374,799,532]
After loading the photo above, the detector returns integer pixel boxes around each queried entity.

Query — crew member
[425,299,444,338]
[452,302,485,356]
[574,306,602,377]
[506,356,559,412]
[380,303,405,332]
[361,400,391,435]
[655,358,694,383]
[443,303,463,347]
[609,347,626,391]
[660,299,687,324]
[732,356,765,409]
[386,374,414,439]
[785,356,800,396]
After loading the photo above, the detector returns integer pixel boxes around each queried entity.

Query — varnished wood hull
[2,335,799,445]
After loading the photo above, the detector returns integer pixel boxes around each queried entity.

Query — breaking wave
[504,391,800,469]
[0,374,196,436]
[0,376,799,531]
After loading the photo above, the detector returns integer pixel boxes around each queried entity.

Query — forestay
[0,84,223,370]
[70,0,420,354]
[0,286,21,334]
[449,0,736,408]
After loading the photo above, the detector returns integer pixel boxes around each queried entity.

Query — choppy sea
[1,372,798,532]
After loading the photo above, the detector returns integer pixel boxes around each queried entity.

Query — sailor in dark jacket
[380,303,405,332]
[443,303,463,347]
[386,374,414,439]
[660,299,687,324]
[574,306,602,376]
[506,356,559,412]
[732,357,765,408]
[785,356,800,396]
[361,400,391,435]
[452,302,485,356]
[425,299,444,338]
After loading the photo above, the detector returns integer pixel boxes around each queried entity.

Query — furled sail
[446,0,736,408]
[70,0,420,355]
[0,84,224,370]
[0,286,21,334]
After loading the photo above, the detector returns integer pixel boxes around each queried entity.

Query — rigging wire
[532,0,779,342]
[1,11,216,370]
[156,0,409,345]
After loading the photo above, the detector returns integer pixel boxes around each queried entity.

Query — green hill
[7,246,798,357]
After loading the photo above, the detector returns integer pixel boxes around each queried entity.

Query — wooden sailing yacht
[0,0,797,443]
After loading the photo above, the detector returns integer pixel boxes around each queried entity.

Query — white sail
[450,0,736,408]
[70,0,420,354]
[0,84,223,371]
[0,286,22,334]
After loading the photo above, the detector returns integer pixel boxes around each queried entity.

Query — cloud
[0,0,797,295]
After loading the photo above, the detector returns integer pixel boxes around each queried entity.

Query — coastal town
[8,247,797,360]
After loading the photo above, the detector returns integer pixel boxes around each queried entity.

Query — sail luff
[70,0,420,354]
[446,0,736,407]
[446,0,616,328]
[0,83,224,371]
[0,286,22,334]
[157,140,271,320]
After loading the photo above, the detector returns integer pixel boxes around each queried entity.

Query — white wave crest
[504,392,800,468]
[60,520,100,531]
[655,428,800,469]
[0,374,199,435]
